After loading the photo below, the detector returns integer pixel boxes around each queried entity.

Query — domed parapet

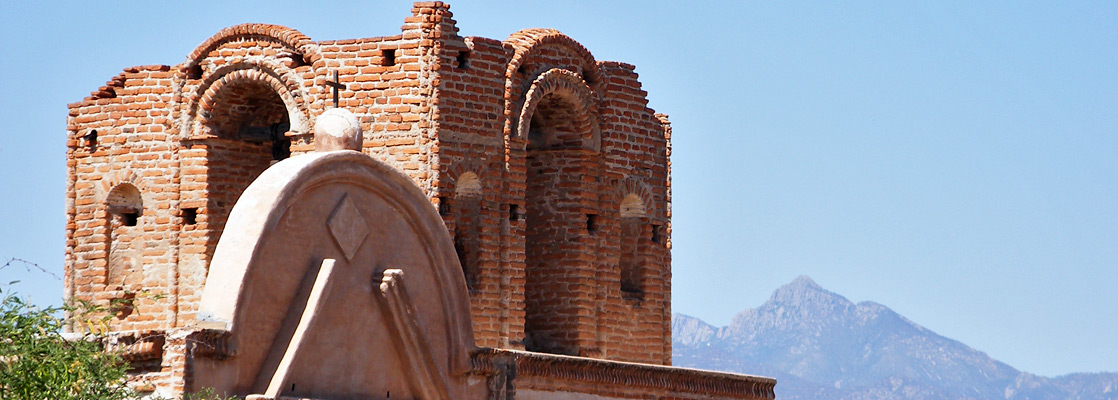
[196,150,475,398]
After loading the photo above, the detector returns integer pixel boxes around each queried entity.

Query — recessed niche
[122,212,139,227]
[620,217,644,295]
[381,49,396,66]
[83,130,98,150]
[438,196,450,216]
[182,208,198,225]
[107,183,142,227]
[186,65,203,79]
[455,51,470,70]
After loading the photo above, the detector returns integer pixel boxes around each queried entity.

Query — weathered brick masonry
[67,0,672,375]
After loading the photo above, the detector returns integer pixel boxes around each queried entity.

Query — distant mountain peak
[674,277,1118,400]
[672,314,717,347]
[768,275,850,308]
[790,275,821,288]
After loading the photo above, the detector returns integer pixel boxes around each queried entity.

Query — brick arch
[440,161,490,294]
[106,183,142,213]
[184,62,311,138]
[454,172,482,197]
[97,169,146,204]
[183,23,320,70]
[441,160,490,197]
[619,194,647,219]
[516,68,600,152]
[503,29,603,142]
[618,175,656,218]
[504,29,602,85]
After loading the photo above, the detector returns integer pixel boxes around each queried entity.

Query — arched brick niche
[452,171,483,292]
[186,65,309,268]
[438,160,504,348]
[520,68,601,356]
[618,193,648,296]
[106,183,143,291]
[517,69,600,151]
[617,176,658,298]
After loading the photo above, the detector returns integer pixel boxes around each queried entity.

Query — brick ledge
[470,348,776,399]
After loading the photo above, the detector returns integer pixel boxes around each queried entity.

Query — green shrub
[0,290,137,400]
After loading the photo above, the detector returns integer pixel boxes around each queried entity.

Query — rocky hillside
[673,276,1118,400]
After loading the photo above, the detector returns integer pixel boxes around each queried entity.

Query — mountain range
[672,276,1118,400]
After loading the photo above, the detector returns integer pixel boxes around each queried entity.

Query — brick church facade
[65,2,773,398]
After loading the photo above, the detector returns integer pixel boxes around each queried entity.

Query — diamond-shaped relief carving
[327,194,369,261]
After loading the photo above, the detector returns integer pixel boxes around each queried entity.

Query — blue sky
[1,1,1115,377]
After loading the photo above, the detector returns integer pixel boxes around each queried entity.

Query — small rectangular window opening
[83,130,98,151]
[182,208,198,225]
[381,49,396,66]
[122,212,139,227]
[438,196,450,216]
[186,65,203,79]
[651,224,661,243]
[455,51,470,70]
[508,204,519,221]
[586,214,597,234]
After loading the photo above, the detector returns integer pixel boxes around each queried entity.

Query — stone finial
[314,108,362,152]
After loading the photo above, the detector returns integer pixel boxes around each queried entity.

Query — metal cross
[325,70,345,108]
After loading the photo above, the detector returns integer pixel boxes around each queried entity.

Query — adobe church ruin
[65,2,775,398]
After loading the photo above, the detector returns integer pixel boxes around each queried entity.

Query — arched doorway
[198,76,295,263]
[522,90,598,355]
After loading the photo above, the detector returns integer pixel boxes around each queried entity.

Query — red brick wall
[66,65,179,331]
[66,1,673,372]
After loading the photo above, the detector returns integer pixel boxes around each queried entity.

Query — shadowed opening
[523,91,597,356]
[200,78,292,267]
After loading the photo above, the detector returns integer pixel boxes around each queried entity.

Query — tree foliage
[0,258,237,400]
[0,290,137,400]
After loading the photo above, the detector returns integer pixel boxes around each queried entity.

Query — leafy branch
[0,291,135,400]
[0,267,232,399]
